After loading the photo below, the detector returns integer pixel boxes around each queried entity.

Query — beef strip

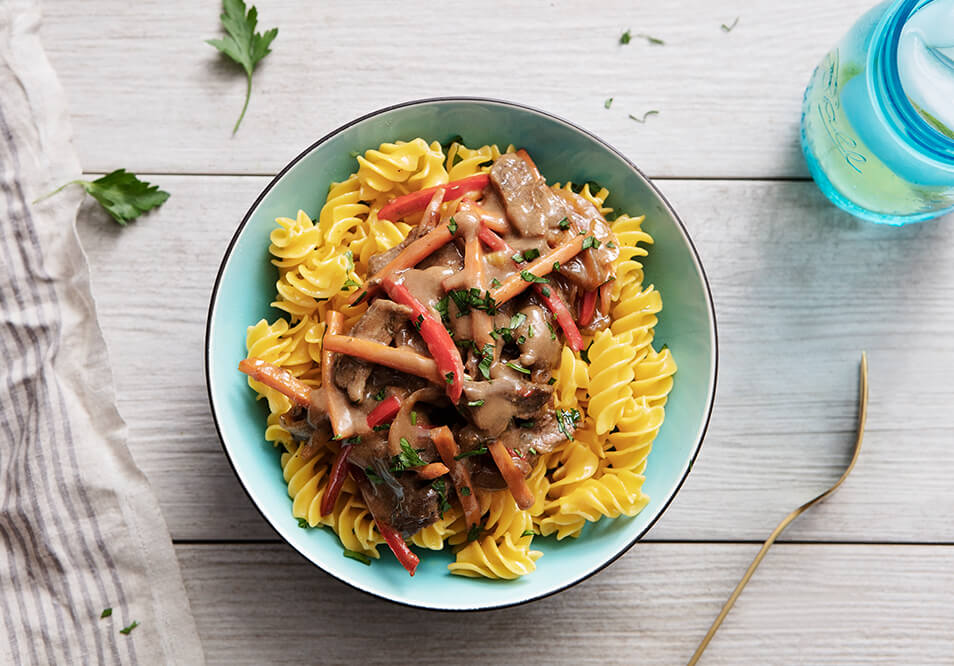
[489,153,568,237]
[334,299,412,403]
[460,376,553,437]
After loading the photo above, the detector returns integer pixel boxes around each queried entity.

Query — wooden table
[41,1,954,662]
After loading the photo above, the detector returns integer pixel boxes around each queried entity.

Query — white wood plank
[176,542,954,664]
[39,0,875,179]
[74,175,954,542]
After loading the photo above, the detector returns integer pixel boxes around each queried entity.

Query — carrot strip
[377,174,489,222]
[238,358,311,408]
[322,335,444,385]
[381,277,464,403]
[431,426,481,528]
[321,311,355,438]
[488,440,535,511]
[477,228,585,351]
[320,444,351,516]
[366,395,401,428]
[489,235,585,304]
[414,462,449,480]
[350,211,455,305]
[516,148,540,177]
[461,199,508,233]
[579,289,597,327]
[350,466,420,576]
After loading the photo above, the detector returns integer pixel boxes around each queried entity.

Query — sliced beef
[461,375,553,437]
[512,303,563,378]
[490,153,568,237]
[334,300,412,403]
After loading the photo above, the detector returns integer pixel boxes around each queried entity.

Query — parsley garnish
[510,313,527,330]
[365,467,384,484]
[604,98,613,109]
[297,517,309,528]
[391,438,427,471]
[580,341,594,363]
[520,270,549,284]
[445,371,455,384]
[529,447,538,455]
[352,290,368,306]
[460,487,472,496]
[449,288,498,317]
[721,17,740,32]
[119,621,139,635]
[372,424,390,432]
[528,324,535,338]
[490,277,501,288]
[341,278,360,291]
[434,295,450,323]
[35,170,170,226]
[558,217,570,230]
[477,343,494,379]
[410,411,417,426]
[521,529,536,537]
[619,29,632,44]
[553,261,561,271]
[629,110,660,124]
[523,248,541,261]
[431,478,451,518]
[100,608,112,619]
[547,377,556,385]
[454,447,488,460]
[340,435,361,447]
[505,361,531,375]
[447,217,458,235]
[343,549,372,565]
[413,314,424,330]
[541,286,551,297]
[606,241,616,249]
[582,236,601,250]
[467,399,485,407]
[467,523,482,542]
[515,418,535,428]
[373,388,386,401]
[206,0,278,134]
[547,321,556,340]
[517,336,526,345]
[556,408,582,441]
[637,33,665,45]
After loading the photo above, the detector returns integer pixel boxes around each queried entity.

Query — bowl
[206,97,717,610]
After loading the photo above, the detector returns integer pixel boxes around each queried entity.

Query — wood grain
[176,542,954,665]
[39,0,875,179]
[74,175,954,543]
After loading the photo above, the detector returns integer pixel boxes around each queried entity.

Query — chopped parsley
[547,377,556,385]
[467,523,482,542]
[556,408,582,441]
[582,236,601,250]
[297,517,310,528]
[529,447,538,455]
[413,314,424,330]
[520,270,549,284]
[410,411,417,426]
[340,278,360,291]
[580,341,594,363]
[558,217,570,230]
[365,467,384,485]
[477,342,494,379]
[510,312,527,330]
[721,17,740,32]
[100,608,112,619]
[432,478,451,518]
[373,388,386,401]
[619,29,632,44]
[119,621,139,635]
[541,286,551,297]
[341,435,361,447]
[528,324,535,338]
[343,549,371,565]
[517,335,526,345]
[604,97,613,110]
[447,217,459,235]
[449,288,498,317]
[547,321,556,340]
[521,529,536,537]
[515,418,535,428]
[460,487,472,496]
[512,248,541,263]
[490,277,501,288]
[467,399,485,407]
[454,447,488,460]
[606,241,616,249]
[553,261,561,271]
[629,110,660,124]
[391,438,427,471]
[637,33,665,45]
[445,371,455,384]
[434,295,450,323]
[504,361,531,375]
[372,424,390,432]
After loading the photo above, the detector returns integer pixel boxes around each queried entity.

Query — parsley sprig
[206,0,278,134]
[34,170,170,225]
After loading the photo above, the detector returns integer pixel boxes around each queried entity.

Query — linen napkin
[0,2,204,663]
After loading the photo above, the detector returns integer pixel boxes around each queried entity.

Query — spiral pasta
[244,138,675,580]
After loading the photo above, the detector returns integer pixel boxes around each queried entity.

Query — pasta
[241,138,675,579]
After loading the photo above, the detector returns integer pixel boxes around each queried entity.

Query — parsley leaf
[582,236,601,250]
[467,523,483,542]
[340,278,360,291]
[466,400,485,407]
[391,438,427,471]
[296,517,309,528]
[372,424,390,432]
[431,478,451,518]
[477,343,495,379]
[373,388,386,401]
[343,548,371,565]
[510,313,527,330]
[721,17,740,32]
[206,0,279,134]
[100,608,112,619]
[580,341,594,363]
[604,97,613,109]
[521,529,536,537]
[629,110,660,124]
[490,277,501,288]
[619,29,632,44]
[447,217,458,235]
[504,361,531,375]
[410,411,417,426]
[35,170,170,226]
[540,286,551,297]
[558,217,570,230]
[460,487,472,496]
[365,467,384,485]
[454,447,488,460]
[119,620,139,635]
[556,408,582,441]
[434,295,450,323]
[520,270,549,284]
[547,321,556,340]
[637,33,665,45]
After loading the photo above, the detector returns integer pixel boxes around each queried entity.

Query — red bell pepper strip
[366,395,401,428]
[350,465,420,576]
[377,174,490,221]
[578,289,597,328]
[381,276,464,403]
[320,444,351,516]
[477,228,585,351]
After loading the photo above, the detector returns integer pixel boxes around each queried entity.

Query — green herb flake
[410,411,417,426]
[556,408,583,441]
[721,17,740,32]
[547,376,557,385]
[524,248,541,262]
[547,321,556,340]
[511,251,525,263]
[445,371,455,384]
[510,312,527,330]
[447,217,459,235]
[296,517,309,528]
[604,97,613,109]
[553,261,561,271]
[35,170,170,226]
[390,438,428,472]
[629,110,660,124]
[582,236,601,250]
[454,447,488,460]
[606,241,616,249]
[372,424,390,432]
[490,277,501,288]
[580,341,594,363]
[637,33,665,45]
[343,548,371,565]
[528,324,535,338]
[520,270,549,284]
[521,529,536,537]
[504,361,531,375]
[558,218,570,230]
[365,467,384,485]
[100,608,112,619]
[432,478,452,518]
[373,389,386,401]
[477,343,495,380]
[619,29,632,44]
[119,621,139,636]
[460,487,472,496]
[541,286,551,297]
[467,523,483,542]
[529,447,538,455]
[340,278,360,291]
[434,295,450,323]
[467,400,486,407]
[205,0,279,134]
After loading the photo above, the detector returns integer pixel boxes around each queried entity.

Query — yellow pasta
[243,138,675,580]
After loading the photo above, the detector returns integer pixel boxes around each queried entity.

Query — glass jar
[800,0,954,225]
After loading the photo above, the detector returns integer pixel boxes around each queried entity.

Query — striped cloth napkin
[0,2,203,663]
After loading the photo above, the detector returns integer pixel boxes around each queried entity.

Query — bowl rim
[205,96,718,612]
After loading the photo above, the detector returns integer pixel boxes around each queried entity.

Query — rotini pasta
[241,138,674,580]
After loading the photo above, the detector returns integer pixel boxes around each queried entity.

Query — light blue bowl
[206,98,717,610]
